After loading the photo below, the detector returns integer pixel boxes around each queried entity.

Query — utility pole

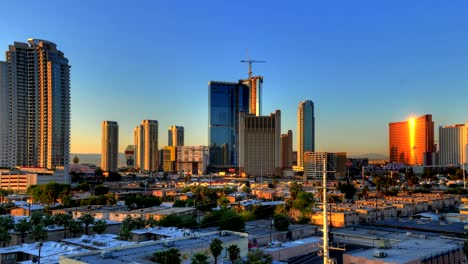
[323,158,330,264]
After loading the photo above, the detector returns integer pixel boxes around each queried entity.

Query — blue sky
[1,0,468,155]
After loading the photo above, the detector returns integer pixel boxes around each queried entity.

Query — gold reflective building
[389,114,434,165]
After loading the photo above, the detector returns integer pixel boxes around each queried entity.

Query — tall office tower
[208,81,249,169]
[142,120,159,171]
[168,126,184,147]
[238,110,281,177]
[336,152,347,180]
[133,125,144,170]
[125,145,135,169]
[439,123,468,165]
[297,100,315,168]
[389,114,434,165]
[0,39,70,169]
[303,152,337,180]
[242,76,263,116]
[0,62,9,167]
[280,130,293,169]
[101,121,119,172]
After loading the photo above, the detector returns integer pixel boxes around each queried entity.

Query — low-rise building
[59,231,248,264]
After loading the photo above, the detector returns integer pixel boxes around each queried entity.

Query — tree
[0,227,10,247]
[0,189,13,203]
[151,248,181,264]
[191,253,209,264]
[292,192,315,212]
[94,185,109,196]
[219,210,245,232]
[218,196,230,209]
[42,214,55,227]
[68,220,82,238]
[30,212,43,226]
[0,216,14,231]
[227,244,241,263]
[54,213,73,239]
[92,219,107,234]
[289,182,303,200]
[15,218,31,243]
[31,224,47,242]
[338,183,357,200]
[246,249,273,264]
[118,226,132,241]
[173,200,187,207]
[210,238,223,264]
[79,213,94,235]
[274,214,289,231]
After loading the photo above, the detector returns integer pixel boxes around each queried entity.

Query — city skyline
[2,1,468,155]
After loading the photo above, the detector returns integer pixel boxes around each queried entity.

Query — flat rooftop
[375,218,468,235]
[62,234,134,250]
[64,231,247,264]
[346,237,462,263]
[262,237,322,253]
[0,241,88,264]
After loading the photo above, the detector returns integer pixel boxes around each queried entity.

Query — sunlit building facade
[238,110,281,177]
[101,121,119,172]
[439,123,468,166]
[168,126,184,147]
[162,146,176,172]
[242,76,263,116]
[303,152,337,180]
[297,100,315,168]
[142,120,159,172]
[134,125,144,169]
[176,146,209,175]
[0,39,70,169]
[281,130,293,169]
[0,62,9,168]
[389,114,434,165]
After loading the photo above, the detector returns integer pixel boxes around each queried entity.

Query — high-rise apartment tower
[0,39,70,169]
[101,121,119,172]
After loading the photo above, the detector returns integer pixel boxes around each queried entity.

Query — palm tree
[191,253,209,264]
[228,244,241,263]
[42,214,55,227]
[151,248,181,264]
[0,227,10,247]
[31,224,47,242]
[15,218,31,243]
[209,238,223,264]
[0,216,14,231]
[79,213,94,235]
[361,186,370,201]
[68,220,82,238]
[54,213,72,239]
[92,219,107,234]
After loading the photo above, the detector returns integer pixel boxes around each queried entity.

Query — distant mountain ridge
[70,153,126,167]
[348,153,388,160]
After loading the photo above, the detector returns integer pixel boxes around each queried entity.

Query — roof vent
[101,251,112,259]
[373,251,387,258]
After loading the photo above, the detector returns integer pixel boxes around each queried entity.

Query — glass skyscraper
[208,81,249,169]
[297,100,315,168]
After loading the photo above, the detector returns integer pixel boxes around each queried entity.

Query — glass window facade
[208,81,249,168]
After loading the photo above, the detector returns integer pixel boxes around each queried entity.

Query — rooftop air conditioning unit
[373,251,387,258]
[101,251,113,259]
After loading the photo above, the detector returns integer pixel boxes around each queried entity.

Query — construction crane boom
[240,60,266,79]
